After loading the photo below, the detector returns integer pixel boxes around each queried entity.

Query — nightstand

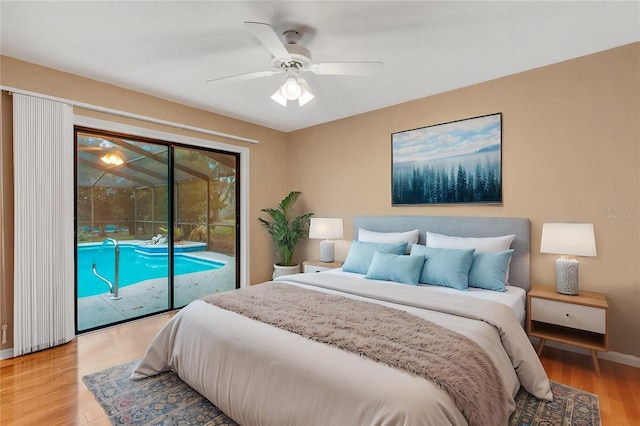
[527,284,608,374]
[303,260,343,273]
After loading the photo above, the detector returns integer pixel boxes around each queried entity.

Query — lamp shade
[540,223,597,257]
[309,218,344,240]
[297,78,314,106]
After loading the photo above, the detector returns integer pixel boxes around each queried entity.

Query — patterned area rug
[82,361,237,425]
[83,360,601,425]
[510,381,601,426]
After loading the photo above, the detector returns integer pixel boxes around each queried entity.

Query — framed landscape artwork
[391,113,502,205]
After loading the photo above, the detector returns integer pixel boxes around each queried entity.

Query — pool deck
[77,249,236,331]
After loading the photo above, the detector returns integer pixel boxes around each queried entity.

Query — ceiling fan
[207,22,384,107]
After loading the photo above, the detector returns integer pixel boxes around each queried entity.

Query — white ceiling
[1,1,638,133]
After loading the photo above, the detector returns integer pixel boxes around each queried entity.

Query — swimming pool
[77,244,225,297]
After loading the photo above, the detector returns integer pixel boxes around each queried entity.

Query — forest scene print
[392,113,502,205]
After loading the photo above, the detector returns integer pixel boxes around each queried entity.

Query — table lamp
[309,218,344,262]
[540,223,597,295]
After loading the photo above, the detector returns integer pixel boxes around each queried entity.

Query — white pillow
[426,231,515,253]
[359,228,419,254]
[426,231,515,285]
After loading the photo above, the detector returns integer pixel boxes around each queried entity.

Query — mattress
[322,268,528,325]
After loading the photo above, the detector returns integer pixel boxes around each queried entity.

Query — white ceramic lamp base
[556,258,579,295]
[319,240,335,262]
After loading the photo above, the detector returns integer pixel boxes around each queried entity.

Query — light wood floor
[538,344,640,425]
[1,313,639,426]
[0,313,175,426]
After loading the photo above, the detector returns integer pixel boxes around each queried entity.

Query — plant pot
[272,264,301,279]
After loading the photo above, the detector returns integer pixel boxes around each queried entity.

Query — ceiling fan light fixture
[271,73,314,107]
[282,75,302,100]
[101,151,124,166]
[297,78,314,106]
[270,88,288,107]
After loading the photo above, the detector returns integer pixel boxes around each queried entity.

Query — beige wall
[289,43,640,357]
[0,56,290,351]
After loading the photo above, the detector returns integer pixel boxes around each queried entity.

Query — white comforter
[132,273,551,426]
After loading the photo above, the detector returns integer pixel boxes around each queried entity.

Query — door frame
[74,115,251,288]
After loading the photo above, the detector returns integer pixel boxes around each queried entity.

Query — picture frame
[391,113,502,205]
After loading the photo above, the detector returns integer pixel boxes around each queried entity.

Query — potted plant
[258,191,313,278]
[158,224,184,242]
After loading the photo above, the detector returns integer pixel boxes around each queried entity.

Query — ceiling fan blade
[311,62,384,76]
[206,69,282,83]
[244,21,291,62]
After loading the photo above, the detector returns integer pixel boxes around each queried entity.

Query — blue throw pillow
[468,249,514,292]
[410,245,475,290]
[365,251,425,285]
[342,241,408,274]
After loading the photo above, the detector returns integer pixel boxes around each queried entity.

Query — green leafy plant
[188,225,208,242]
[158,224,184,242]
[258,191,313,267]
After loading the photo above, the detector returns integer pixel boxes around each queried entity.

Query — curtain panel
[13,93,74,356]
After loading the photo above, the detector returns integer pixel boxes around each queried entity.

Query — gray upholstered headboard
[353,215,531,291]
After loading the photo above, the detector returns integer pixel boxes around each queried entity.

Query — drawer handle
[565,313,570,317]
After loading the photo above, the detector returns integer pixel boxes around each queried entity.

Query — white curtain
[13,93,74,356]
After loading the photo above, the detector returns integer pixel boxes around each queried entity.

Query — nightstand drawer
[531,297,605,334]
[303,260,343,273]
[303,264,330,273]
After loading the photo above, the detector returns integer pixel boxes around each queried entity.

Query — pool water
[77,244,224,297]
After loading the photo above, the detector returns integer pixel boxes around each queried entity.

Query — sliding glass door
[75,128,238,332]
[173,146,238,307]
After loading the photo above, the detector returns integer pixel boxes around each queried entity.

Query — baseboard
[529,337,640,368]
[0,347,14,360]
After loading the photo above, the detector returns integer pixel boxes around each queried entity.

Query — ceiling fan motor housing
[273,44,312,70]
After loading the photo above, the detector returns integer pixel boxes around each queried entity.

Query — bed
[132,215,552,426]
